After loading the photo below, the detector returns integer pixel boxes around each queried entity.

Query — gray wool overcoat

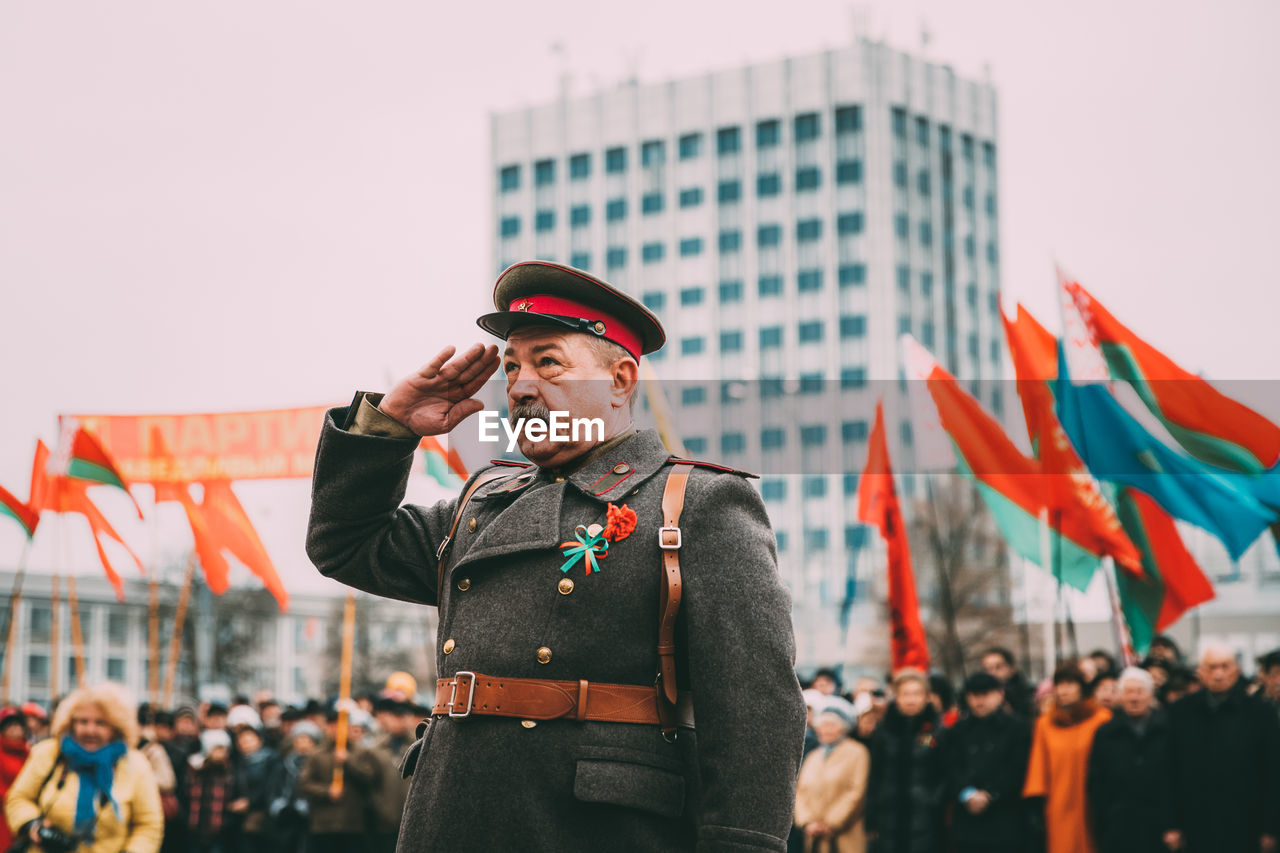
[306,400,806,852]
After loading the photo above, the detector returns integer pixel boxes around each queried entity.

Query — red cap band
[507,293,642,359]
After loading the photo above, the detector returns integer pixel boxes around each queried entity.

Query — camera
[35,824,83,853]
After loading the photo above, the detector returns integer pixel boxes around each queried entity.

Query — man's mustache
[508,401,551,429]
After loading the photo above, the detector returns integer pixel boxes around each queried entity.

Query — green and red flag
[1065,278,1280,473]
[65,425,144,518]
[1002,304,1144,576]
[1112,487,1216,655]
[0,483,38,538]
[420,435,468,489]
[857,401,929,671]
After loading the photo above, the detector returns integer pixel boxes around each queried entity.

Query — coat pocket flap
[573,757,686,819]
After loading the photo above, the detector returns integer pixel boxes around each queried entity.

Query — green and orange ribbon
[559,524,609,575]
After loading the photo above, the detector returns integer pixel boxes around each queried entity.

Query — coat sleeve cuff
[345,392,419,439]
[696,825,786,852]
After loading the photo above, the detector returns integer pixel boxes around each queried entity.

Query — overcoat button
[457,578,471,591]
[557,578,574,595]
[613,463,630,474]
[536,647,552,664]
[521,720,537,729]
[467,518,477,533]
[443,639,455,654]
[554,476,564,482]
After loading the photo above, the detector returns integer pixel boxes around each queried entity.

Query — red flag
[149,428,230,594]
[200,480,289,611]
[857,401,929,671]
[0,482,38,538]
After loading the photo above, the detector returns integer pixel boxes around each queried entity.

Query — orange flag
[857,401,929,671]
[200,480,289,611]
[149,429,230,594]
[30,440,142,601]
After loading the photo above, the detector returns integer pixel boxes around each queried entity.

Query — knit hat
[200,729,231,756]
[289,721,322,744]
[226,705,262,731]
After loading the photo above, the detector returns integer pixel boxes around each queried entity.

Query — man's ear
[610,357,639,408]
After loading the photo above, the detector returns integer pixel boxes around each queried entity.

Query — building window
[794,112,820,141]
[105,657,125,681]
[893,161,908,188]
[680,286,704,306]
[921,321,935,347]
[720,432,746,454]
[569,205,590,227]
[836,160,862,184]
[107,612,128,645]
[641,139,666,167]
[606,198,627,221]
[797,270,823,292]
[898,316,912,335]
[986,194,998,216]
[795,166,821,191]
[803,476,827,498]
[919,221,933,246]
[965,235,976,257]
[569,153,590,180]
[499,216,519,238]
[891,107,907,138]
[776,531,788,552]
[901,422,914,447]
[641,192,665,215]
[798,320,824,342]
[757,223,781,247]
[679,187,704,208]
[991,339,1003,363]
[535,210,555,231]
[761,479,785,500]
[682,386,706,406]
[983,142,997,167]
[757,173,781,197]
[761,427,785,450]
[800,373,823,394]
[605,146,627,173]
[759,326,783,348]
[968,333,980,357]
[499,164,520,192]
[760,376,785,398]
[838,264,866,286]
[845,526,868,549]
[840,315,867,338]
[835,105,861,133]
[921,272,934,296]
[896,266,911,291]
[606,247,627,268]
[534,159,555,186]
[720,330,743,352]
[800,425,827,447]
[685,437,706,454]
[756,119,781,148]
[28,654,49,683]
[679,237,703,257]
[966,283,978,307]
[963,186,975,209]
[718,229,742,252]
[642,291,665,311]
[837,212,863,235]
[717,126,741,155]
[641,242,665,263]
[915,117,930,146]
[758,275,782,297]
[681,336,705,355]
[718,180,742,204]
[844,473,860,495]
[719,280,743,302]
[895,214,909,239]
[796,219,822,242]
[570,252,590,270]
[918,170,932,195]
[678,133,702,159]
[840,367,867,389]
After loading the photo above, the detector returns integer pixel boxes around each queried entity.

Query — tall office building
[489,38,1002,669]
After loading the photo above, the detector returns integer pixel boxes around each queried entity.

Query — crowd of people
[3,641,1278,853]
[1,672,423,853]
[794,638,1280,853]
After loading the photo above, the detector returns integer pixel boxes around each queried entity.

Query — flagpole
[68,575,86,689]
[1100,558,1138,666]
[161,552,197,708]
[148,572,161,703]
[1038,508,1056,677]
[331,591,357,797]
[0,540,31,704]
[49,574,61,702]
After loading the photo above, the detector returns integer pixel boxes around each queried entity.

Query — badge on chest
[557,503,637,576]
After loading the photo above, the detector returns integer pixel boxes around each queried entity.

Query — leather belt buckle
[658,526,681,549]
[447,671,477,719]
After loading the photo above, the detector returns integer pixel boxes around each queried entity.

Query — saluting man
[306,261,806,852]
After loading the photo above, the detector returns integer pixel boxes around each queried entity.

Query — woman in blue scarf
[4,683,164,853]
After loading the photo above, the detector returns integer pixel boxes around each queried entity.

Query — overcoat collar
[562,428,672,502]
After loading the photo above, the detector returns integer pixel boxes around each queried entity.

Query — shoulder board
[487,459,532,468]
[666,457,758,478]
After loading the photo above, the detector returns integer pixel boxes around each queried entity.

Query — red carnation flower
[602,503,637,543]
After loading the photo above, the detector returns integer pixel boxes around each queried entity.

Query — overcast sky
[2,0,1277,594]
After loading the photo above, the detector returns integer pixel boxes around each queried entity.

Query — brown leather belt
[433,672,695,728]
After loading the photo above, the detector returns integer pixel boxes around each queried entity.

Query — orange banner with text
[68,406,333,483]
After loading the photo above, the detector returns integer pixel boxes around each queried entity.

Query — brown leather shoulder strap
[657,463,693,708]
[435,467,512,597]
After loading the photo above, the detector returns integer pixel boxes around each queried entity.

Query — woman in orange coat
[1023,661,1111,853]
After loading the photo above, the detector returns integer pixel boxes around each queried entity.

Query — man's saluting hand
[377,343,500,436]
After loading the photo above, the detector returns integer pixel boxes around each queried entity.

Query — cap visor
[477,311,588,341]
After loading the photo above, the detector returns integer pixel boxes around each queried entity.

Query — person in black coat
[981,647,1035,720]
[1085,667,1174,853]
[942,672,1030,853]
[1166,643,1280,853]
[866,669,945,853]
